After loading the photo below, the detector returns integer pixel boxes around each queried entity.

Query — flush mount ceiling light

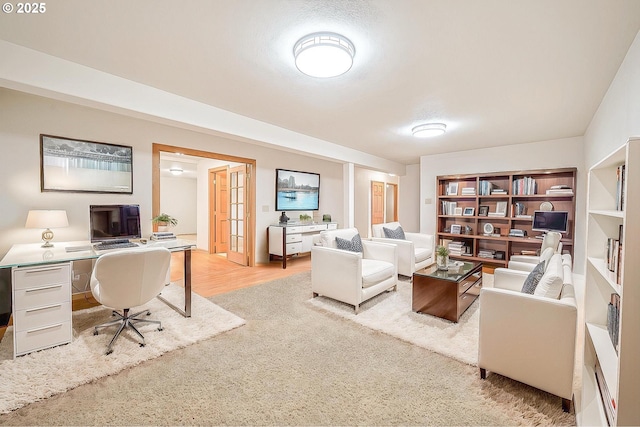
[412,123,447,138]
[294,32,355,78]
[169,167,183,176]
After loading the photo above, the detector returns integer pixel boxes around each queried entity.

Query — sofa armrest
[507,260,537,272]
[311,246,362,304]
[478,287,577,399]
[509,255,540,264]
[362,240,397,267]
[404,232,434,250]
[493,267,530,292]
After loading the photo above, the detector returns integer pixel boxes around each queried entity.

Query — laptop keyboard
[93,242,138,251]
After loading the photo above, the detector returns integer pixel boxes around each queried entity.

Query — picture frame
[40,134,133,194]
[450,224,462,234]
[478,205,489,216]
[454,207,463,216]
[447,182,458,196]
[463,207,475,216]
[495,201,508,215]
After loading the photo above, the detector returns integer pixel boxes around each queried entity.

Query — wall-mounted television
[532,210,569,234]
[89,204,142,242]
[275,169,320,211]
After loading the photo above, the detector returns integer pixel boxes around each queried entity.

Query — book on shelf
[607,293,621,354]
[478,249,496,259]
[461,187,476,195]
[512,176,537,195]
[487,212,506,217]
[479,180,495,196]
[616,164,625,211]
[595,358,616,425]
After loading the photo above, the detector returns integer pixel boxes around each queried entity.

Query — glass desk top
[414,261,482,282]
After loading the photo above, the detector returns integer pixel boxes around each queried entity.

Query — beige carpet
[0,272,575,426]
[308,276,484,366]
[0,284,245,414]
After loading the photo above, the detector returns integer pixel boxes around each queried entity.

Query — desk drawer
[15,321,72,356]
[15,301,71,332]
[286,234,302,243]
[303,224,327,232]
[286,226,302,234]
[13,263,71,290]
[14,281,70,310]
[458,272,482,295]
[286,243,302,254]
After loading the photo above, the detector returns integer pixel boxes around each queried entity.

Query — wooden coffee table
[412,261,482,322]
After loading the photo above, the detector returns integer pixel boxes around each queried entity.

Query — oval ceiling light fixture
[412,123,447,138]
[294,32,355,78]
[169,167,183,176]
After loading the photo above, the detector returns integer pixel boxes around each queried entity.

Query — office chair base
[93,308,163,355]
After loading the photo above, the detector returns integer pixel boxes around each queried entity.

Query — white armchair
[478,253,577,412]
[371,222,434,276]
[508,231,563,271]
[312,228,397,314]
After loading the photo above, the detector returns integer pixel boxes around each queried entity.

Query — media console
[268,222,338,269]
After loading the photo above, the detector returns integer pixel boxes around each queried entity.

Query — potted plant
[436,245,450,270]
[299,213,312,223]
[152,213,178,231]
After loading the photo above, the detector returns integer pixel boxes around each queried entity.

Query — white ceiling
[2,0,640,165]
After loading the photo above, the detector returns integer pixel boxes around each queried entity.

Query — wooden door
[371,181,385,225]
[386,183,398,222]
[227,164,249,266]
[208,167,228,254]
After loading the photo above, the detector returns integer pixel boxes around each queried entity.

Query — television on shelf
[275,169,320,211]
[89,204,142,242]
[532,210,569,234]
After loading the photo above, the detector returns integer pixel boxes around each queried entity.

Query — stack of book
[447,241,467,256]
[461,187,476,196]
[491,188,507,195]
[441,201,458,215]
[479,181,494,196]
[478,249,496,259]
[595,358,616,425]
[606,224,623,284]
[150,232,177,241]
[616,164,625,211]
[545,184,574,195]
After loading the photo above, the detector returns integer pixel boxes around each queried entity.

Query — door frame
[152,143,256,267]
[208,166,228,255]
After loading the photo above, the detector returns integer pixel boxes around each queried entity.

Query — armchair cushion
[521,261,546,294]
[415,247,432,263]
[534,254,564,299]
[383,225,406,240]
[336,234,363,253]
[361,259,396,288]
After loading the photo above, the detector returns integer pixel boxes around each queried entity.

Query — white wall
[354,167,400,237]
[584,30,640,168]
[420,137,586,272]
[160,176,197,235]
[399,164,421,232]
[0,89,344,263]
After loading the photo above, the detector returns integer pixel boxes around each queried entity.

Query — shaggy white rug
[308,275,494,366]
[0,285,245,414]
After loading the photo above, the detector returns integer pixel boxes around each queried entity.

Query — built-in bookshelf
[436,168,576,267]
[578,138,640,426]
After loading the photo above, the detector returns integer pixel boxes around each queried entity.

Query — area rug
[0,284,245,414]
[307,275,493,366]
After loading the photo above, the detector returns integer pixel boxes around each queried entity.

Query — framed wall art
[40,134,133,194]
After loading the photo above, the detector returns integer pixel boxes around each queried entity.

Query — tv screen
[90,204,141,242]
[532,210,569,234]
[276,169,320,211]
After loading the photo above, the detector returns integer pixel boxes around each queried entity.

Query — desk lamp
[25,210,69,247]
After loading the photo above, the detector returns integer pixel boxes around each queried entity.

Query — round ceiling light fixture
[412,123,447,138]
[294,32,355,78]
[169,167,184,176]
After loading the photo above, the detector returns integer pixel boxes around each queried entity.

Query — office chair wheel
[146,311,151,316]
[139,343,146,347]
[106,349,113,355]
[93,330,99,336]
[158,327,164,331]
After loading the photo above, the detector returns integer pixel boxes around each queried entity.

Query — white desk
[0,239,195,357]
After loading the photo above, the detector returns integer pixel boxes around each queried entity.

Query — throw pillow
[335,234,363,253]
[383,226,406,240]
[521,261,546,294]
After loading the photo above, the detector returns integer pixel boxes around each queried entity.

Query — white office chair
[91,247,171,355]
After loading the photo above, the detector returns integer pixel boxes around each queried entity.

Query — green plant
[152,213,178,227]
[299,213,312,222]
[436,245,450,257]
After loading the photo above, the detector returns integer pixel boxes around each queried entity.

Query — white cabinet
[268,223,338,268]
[12,262,72,358]
[578,138,640,426]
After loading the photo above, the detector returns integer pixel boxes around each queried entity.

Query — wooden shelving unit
[436,168,576,267]
[577,138,639,426]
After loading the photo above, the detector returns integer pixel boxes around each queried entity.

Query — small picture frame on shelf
[463,207,475,216]
[454,207,463,216]
[478,205,489,216]
[447,182,458,196]
[495,201,508,215]
[450,224,462,234]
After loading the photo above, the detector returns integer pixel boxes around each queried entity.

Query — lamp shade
[25,210,69,229]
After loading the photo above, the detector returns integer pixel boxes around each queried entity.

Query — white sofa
[508,231,563,271]
[311,228,397,314]
[478,253,577,412]
[371,222,434,276]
